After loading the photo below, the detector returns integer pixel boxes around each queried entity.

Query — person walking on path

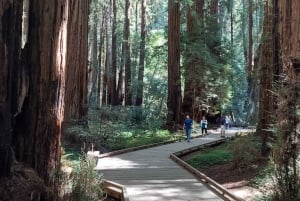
[225,115,231,129]
[220,115,226,138]
[183,115,193,142]
[200,116,208,136]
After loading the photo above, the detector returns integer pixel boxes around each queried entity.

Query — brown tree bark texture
[0,0,23,178]
[136,0,146,107]
[13,0,68,186]
[257,0,274,156]
[64,0,88,121]
[124,0,132,106]
[278,0,300,58]
[167,0,182,125]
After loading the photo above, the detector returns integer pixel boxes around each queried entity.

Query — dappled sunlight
[126,179,223,201]
[95,129,252,200]
[95,157,142,170]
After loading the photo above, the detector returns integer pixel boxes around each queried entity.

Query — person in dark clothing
[183,115,193,142]
[220,115,226,137]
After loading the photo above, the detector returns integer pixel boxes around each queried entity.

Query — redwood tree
[64,0,88,121]
[182,0,205,118]
[13,0,69,187]
[167,0,181,127]
[136,0,146,107]
[272,0,300,199]
[123,0,132,106]
[257,0,274,156]
[0,0,23,178]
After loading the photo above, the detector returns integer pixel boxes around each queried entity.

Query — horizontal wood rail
[170,138,245,201]
[103,179,129,201]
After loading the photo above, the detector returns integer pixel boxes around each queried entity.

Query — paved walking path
[96,128,250,201]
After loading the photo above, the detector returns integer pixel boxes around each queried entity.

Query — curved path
[96,128,250,201]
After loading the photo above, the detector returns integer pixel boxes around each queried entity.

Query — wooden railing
[170,138,245,201]
[103,179,129,201]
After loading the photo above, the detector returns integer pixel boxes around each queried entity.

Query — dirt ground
[199,157,269,201]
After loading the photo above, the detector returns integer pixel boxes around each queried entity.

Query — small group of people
[183,115,208,142]
[183,114,232,141]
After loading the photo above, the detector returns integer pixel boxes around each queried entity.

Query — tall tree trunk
[248,0,253,74]
[135,0,146,107]
[167,0,181,127]
[13,0,69,187]
[257,0,274,156]
[103,4,112,105]
[0,0,23,178]
[273,0,300,199]
[65,0,88,121]
[97,18,105,106]
[182,0,205,119]
[110,0,117,105]
[88,11,99,107]
[124,0,132,106]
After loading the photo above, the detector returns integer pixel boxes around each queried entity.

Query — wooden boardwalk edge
[103,179,130,201]
[99,130,250,201]
[169,142,246,201]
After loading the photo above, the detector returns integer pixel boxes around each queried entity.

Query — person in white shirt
[200,116,208,136]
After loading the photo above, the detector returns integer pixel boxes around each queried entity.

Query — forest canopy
[0,0,299,201]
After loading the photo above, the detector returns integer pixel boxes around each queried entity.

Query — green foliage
[252,195,272,201]
[63,107,177,152]
[111,129,174,150]
[270,77,300,201]
[229,135,259,167]
[186,144,233,169]
[70,153,105,201]
[250,164,275,188]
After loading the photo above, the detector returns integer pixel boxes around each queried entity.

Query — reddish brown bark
[13,0,69,186]
[64,0,88,121]
[167,0,182,126]
[257,0,274,156]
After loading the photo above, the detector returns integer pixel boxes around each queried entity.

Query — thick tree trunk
[64,0,88,121]
[257,0,274,156]
[273,0,300,199]
[167,0,181,127]
[0,0,23,178]
[13,0,69,187]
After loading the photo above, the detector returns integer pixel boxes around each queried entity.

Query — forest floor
[197,156,270,201]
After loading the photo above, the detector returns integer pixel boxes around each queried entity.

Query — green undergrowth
[110,129,181,150]
[186,134,262,169]
[186,141,234,168]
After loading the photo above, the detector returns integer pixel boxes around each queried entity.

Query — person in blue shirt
[183,115,193,142]
[200,116,208,136]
